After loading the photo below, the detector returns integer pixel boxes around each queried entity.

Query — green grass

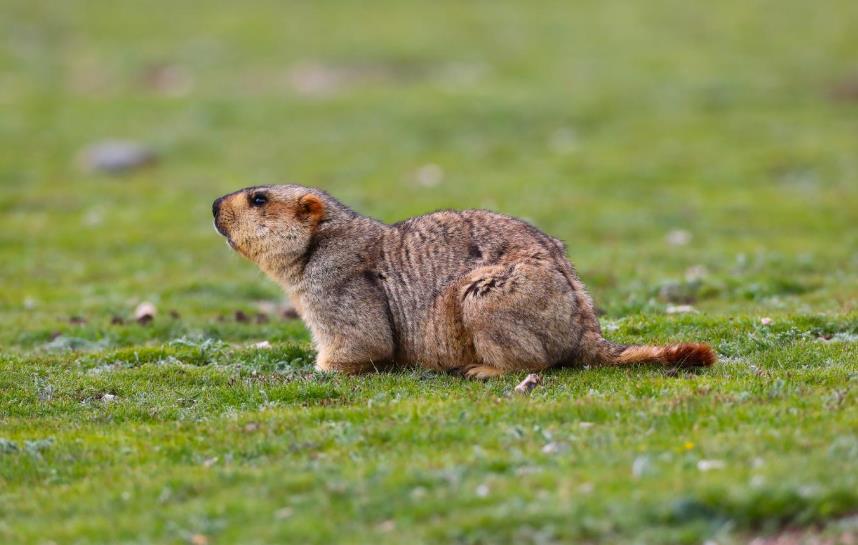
[1,0,857,543]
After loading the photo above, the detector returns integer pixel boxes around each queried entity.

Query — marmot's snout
[212,196,228,237]
[212,196,223,219]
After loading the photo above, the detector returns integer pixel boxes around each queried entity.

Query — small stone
[83,208,104,227]
[414,163,444,188]
[666,229,692,246]
[376,520,396,533]
[38,384,54,402]
[541,442,567,454]
[24,438,54,456]
[134,302,156,324]
[632,455,652,479]
[79,140,157,175]
[101,393,116,403]
[666,304,697,314]
[254,341,272,349]
[274,507,294,520]
[514,373,542,395]
[697,459,725,472]
[685,265,708,282]
[285,61,344,97]
[475,484,490,498]
[0,438,19,453]
[548,127,579,154]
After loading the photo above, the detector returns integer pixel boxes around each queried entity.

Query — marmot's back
[381,209,564,293]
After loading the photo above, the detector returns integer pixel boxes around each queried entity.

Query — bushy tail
[586,334,716,367]
[613,342,716,366]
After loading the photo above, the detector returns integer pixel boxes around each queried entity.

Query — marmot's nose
[212,196,224,218]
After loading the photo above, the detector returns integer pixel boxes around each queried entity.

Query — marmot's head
[213,185,326,268]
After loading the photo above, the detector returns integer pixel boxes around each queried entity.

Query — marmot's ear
[297,194,325,225]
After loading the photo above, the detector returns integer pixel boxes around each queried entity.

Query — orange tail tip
[615,343,716,367]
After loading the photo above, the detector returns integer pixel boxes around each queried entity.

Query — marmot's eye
[250,193,268,207]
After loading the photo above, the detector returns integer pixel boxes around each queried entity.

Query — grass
[1,0,857,543]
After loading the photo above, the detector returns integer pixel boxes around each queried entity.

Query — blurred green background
[3,0,856,341]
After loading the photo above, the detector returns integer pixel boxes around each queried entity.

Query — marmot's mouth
[212,219,238,251]
[212,219,229,238]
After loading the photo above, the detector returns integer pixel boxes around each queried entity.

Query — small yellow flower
[684,441,695,450]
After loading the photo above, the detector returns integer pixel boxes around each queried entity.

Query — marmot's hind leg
[458,261,579,378]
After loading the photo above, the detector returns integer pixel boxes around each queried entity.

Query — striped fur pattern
[213,185,716,377]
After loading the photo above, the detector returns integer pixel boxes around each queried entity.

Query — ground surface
[1,1,857,544]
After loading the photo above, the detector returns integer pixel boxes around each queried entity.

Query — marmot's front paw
[315,356,381,375]
[314,361,337,373]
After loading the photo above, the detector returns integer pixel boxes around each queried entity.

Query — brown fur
[213,185,716,378]
[614,343,716,367]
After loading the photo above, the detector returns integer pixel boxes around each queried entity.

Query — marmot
[213,185,715,378]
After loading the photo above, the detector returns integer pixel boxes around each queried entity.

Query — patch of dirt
[235,310,250,323]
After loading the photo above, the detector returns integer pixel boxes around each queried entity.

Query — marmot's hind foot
[463,365,506,379]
